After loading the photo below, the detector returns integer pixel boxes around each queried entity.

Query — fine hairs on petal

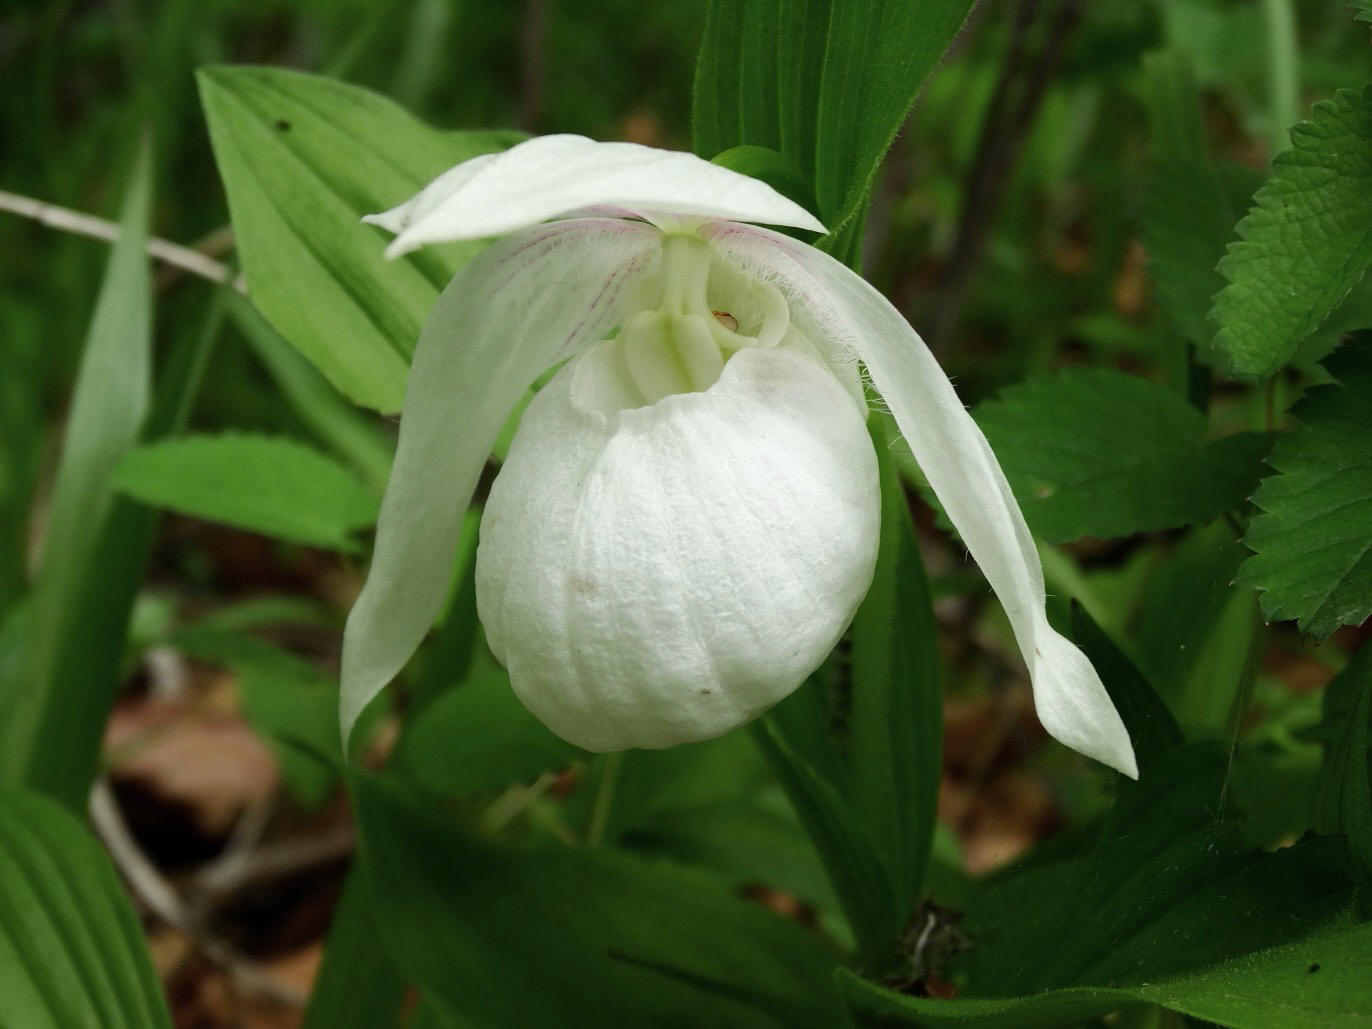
[367,135,827,257]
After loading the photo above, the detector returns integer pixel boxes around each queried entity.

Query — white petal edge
[364,135,827,258]
[340,218,663,745]
[705,223,1139,779]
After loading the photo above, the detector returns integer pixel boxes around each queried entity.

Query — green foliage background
[1,0,1371,1025]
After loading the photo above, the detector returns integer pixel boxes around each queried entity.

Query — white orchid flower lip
[342,136,1139,781]
[363,133,827,257]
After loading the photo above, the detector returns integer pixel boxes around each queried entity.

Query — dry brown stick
[926,0,1085,349]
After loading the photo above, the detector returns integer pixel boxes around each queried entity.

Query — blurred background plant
[1,0,1370,1025]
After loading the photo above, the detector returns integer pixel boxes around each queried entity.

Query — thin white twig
[0,188,246,293]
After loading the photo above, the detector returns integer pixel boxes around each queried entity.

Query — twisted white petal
[365,134,827,258]
[339,218,662,742]
[706,223,1139,778]
[476,346,879,750]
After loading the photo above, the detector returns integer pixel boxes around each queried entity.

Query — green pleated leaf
[0,143,154,803]
[113,432,379,551]
[198,65,521,412]
[847,425,941,916]
[957,744,1352,996]
[750,713,903,974]
[1069,602,1183,776]
[0,786,171,1029]
[1211,86,1372,379]
[349,771,848,1027]
[301,866,407,1029]
[693,0,974,253]
[975,367,1270,542]
[1240,338,1372,639]
[1315,644,1372,917]
[839,919,1372,1028]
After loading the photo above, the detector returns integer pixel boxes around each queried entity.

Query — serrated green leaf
[1240,338,1372,638]
[848,424,941,914]
[349,771,848,1027]
[1315,644,1372,917]
[1211,86,1372,378]
[975,368,1270,542]
[197,65,521,412]
[693,0,973,254]
[840,919,1372,1028]
[113,432,379,550]
[0,787,172,1029]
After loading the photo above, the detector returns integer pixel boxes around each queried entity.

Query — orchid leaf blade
[348,770,848,1026]
[0,787,172,1029]
[197,64,522,412]
[693,0,974,251]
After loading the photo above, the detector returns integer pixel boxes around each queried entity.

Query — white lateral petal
[364,135,826,257]
[706,224,1138,778]
[340,218,662,744]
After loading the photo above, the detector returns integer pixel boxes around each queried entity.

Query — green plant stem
[585,752,623,848]
[1262,0,1299,158]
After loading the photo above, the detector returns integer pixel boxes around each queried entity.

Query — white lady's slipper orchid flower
[341,134,1138,778]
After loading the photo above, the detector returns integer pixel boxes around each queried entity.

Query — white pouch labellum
[476,346,880,751]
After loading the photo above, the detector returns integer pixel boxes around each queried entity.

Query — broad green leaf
[1069,602,1183,776]
[198,65,521,411]
[975,368,1270,542]
[693,0,974,252]
[1239,338,1372,639]
[0,786,171,1029]
[302,866,407,1029]
[840,919,1372,1028]
[349,771,848,1027]
[956,745,1352,996]
[710,145,820,222]
[401,667,582,797]
[113,432,379,551]
[0,144,154,804]
[1315,644,1372,917]
[1134,521,1258,734]
[172,626,341,807]
[226,291,393,493]
[1211,86,1372,378]
[847,425,941,914]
